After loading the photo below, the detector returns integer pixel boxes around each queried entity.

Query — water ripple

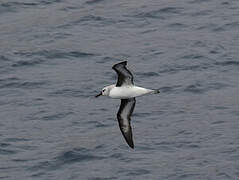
[0,0,62,14]
[12,59,44,67]
[159,63,210,74]
[88,177,116,180]
[0,79,48,89]
[31,148,106,171]
[135,72,159,78]
[14,50,96,60]
[85,0,106,5]
[126,169,150,176]
[0,148,17,155]
[160,85,182,94]
[57,148,105,163]
[48,88,84,98]
[42,112,74,121]
[215,60,239,66]
[135,7,184,20]
[168,23,188,30]
[0,55,11,61]
[184,82,227,94]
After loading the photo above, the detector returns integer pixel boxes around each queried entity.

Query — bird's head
[95,85,115,98]
[95,84,115,97]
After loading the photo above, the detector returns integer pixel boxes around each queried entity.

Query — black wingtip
[119,126,135,149]
[123,133,134,149]
[129,142,134,149]
[112,61,127,69]
[120,61,127,66]
[124,138,134,149]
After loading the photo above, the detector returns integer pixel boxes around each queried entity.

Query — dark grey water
[1,0,239,179]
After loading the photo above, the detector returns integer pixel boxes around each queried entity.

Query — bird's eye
[103,89,105,92]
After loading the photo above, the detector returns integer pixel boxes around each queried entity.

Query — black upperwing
[117,98,136,149]
[112,61,134,87]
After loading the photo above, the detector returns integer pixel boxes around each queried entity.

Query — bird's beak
[95,92,102,98]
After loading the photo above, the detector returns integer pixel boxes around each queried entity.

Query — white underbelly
[109,86,152,99]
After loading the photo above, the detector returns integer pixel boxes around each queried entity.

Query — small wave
[0,148,17,155]
[0,2,38,8]
[96,56,121,64]
[42,50,96,59]
[42,112,74,121]
[181,53,205,60]
[159,63,210,74]
[140,28,157,34]
[135,7,183,20]
[189,0,209,4]
[159,7,183,14]
[191,40,206,48]
[174,141,200,149]
[159,85,182,94]
[177,173,201,179]
[110,153,135,162]
[4,137,29,142]
[39,0,62,5]
[213,21,239,32]
[59,6,80,12]
[191,10,212,17]
[59,15,115,28]
[0,76,48,90]
[12,59,44,67]
[213,106,228,110]
[88,177,116,180]
[78,15,105,22]
[0,80,47,89]
[215,60,239,66]
[184,83,205,93]
[58,148,105,163]
[168,23,188,30]
[0,55,11,61]
[31,148,105,171]
[77,15,115,26]
[127,169,150,176]
[184,82,227,94]
[133,112,151,118]
[135,72,159,78]
[48,89,84,97]
[30,172,45,178]
[87,121,109,128]
[0,1,61,14]
[15,50,96,60]
[0,2,36,14]
[0,77,19,83]
[211,120,225,125]
[0,143,10,148]
[85,0,106,5]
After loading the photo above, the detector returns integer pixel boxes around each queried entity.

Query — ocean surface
[1,0,239,179]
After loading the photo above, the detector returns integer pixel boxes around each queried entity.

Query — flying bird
[95,61,160,149]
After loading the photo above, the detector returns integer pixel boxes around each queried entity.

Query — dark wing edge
[117,98,136,149]
[112,61,134,87]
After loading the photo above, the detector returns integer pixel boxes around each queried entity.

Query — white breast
[109,86,153,99]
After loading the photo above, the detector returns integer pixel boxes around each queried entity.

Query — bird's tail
[153,89,160,94]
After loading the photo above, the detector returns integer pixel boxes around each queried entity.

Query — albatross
[95,61,160,149]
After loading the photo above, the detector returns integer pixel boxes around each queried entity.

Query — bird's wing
[117,98,136,149]
[112,61,134,87]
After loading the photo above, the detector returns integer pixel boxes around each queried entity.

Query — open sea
[1,0,239,179]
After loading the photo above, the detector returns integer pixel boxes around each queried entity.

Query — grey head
[95,84,115,98]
